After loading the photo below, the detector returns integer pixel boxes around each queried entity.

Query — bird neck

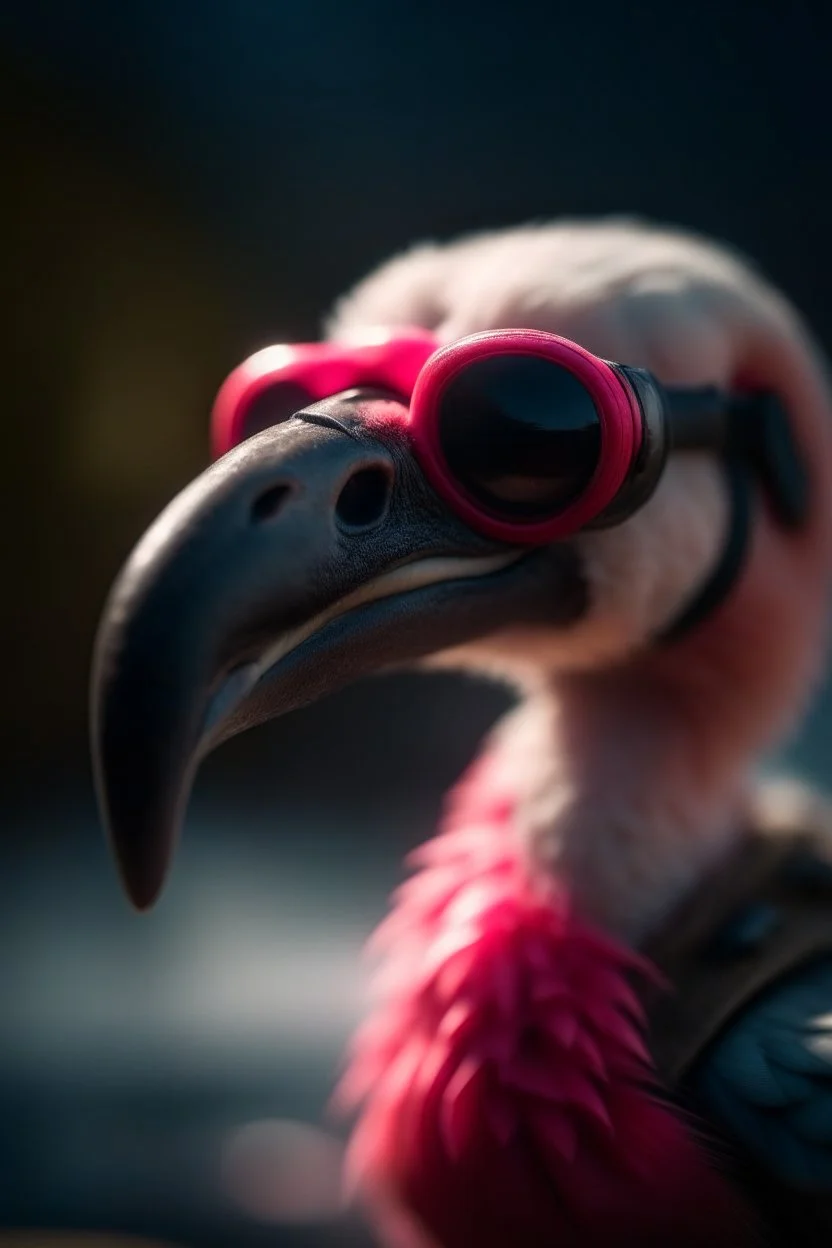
[498,659,754,946]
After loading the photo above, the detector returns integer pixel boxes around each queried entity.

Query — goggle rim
[210,328,644,545]
[211,329,438,459]
[407,329,643,544]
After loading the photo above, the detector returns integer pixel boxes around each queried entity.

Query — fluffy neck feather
[501,674,748,944]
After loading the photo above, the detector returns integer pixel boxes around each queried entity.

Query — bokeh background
[1,2,831,1245]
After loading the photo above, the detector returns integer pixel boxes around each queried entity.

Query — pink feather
[337,752,761,1247]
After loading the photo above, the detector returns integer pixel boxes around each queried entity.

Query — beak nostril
[335,465,392,531]
[251,484,292,524]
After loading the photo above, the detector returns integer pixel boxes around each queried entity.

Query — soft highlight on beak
[91,395,587,911]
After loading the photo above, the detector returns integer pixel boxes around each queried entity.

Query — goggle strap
[665,386,733,452]
[657,457,753,644]
[613,377,809,534]
[727,393,810,530]
[664,386,809,529]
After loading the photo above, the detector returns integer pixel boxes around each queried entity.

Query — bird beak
[91,392,586,910]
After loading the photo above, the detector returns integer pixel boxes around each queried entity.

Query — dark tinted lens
[438,355,602,518]
[240,382,314,441]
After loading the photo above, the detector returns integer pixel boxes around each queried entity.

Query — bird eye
[437,355,602,519]
[237,382,315,444]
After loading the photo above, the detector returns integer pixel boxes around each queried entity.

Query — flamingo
[91,220,832,1246]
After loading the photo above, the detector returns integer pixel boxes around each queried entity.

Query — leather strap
[657,457,753,644]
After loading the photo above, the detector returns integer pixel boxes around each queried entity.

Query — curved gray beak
[91,393,586,910]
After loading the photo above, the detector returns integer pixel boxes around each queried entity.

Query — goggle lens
[436,354,602,519]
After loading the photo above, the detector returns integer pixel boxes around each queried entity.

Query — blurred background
[1,1,831,1245]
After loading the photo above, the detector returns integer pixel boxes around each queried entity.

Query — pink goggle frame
[211,326,651,546]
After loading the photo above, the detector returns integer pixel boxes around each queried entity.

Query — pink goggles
[211,326,773,545]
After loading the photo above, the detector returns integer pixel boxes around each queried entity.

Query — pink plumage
[338,750,759,1247]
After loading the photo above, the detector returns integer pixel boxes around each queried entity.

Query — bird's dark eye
[239,382,315,442]
[437,355,602,518]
